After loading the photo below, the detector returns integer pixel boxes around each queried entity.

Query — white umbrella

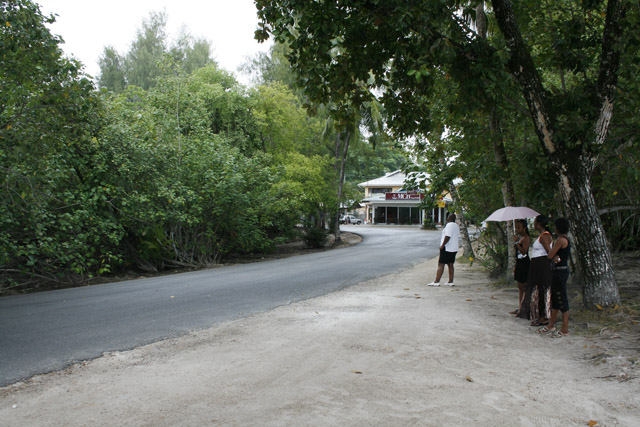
[484,206,540,222]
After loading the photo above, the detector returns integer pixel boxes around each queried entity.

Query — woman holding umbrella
[526,215,553,326]
[511,219,531,317]
[484,206,539,318]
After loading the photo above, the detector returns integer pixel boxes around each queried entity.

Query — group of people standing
[425,212,572,337]
[511,215,572,337]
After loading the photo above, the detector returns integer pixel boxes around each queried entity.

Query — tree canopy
[0,0,359,291]
[98,10,216,92]
[255,0,640,307]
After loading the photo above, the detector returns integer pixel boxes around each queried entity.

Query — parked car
[340,214,362,225]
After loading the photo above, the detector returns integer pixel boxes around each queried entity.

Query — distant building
[358,170,451,225]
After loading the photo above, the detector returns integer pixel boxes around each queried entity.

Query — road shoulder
[1,257,638,426]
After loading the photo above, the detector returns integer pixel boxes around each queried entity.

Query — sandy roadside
[1,257,638,427]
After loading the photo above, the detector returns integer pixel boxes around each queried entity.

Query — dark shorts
[438,249,457,265]
[551,269,570,312]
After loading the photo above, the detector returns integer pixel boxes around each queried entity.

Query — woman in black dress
[511,219,531,317]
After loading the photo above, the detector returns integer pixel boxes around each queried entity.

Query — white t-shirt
[441,221,460,252]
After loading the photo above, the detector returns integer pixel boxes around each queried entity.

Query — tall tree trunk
[433,128,476,259]
[491,0,622,307]
[332,130,352,243]
[478,3,517,279]
[559,158,619,306]
[449,183,475,259]
[489,107,517,281]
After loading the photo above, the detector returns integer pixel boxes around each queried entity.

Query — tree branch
[598,206,640,215]
[490,0,558,157]
[593,0,626,150]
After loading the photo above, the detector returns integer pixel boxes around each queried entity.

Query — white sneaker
[445,282,455,286]
[427,282,440,287]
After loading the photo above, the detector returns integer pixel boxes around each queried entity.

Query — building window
[370,187,392,194]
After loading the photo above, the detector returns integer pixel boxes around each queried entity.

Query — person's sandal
[536,325,555,334]
[531,319,549,326]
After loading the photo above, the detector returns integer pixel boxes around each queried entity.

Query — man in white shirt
[428,214,460,286]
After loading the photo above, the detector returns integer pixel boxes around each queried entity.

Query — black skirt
[514,256,530,283]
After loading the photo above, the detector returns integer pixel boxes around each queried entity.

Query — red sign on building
[385,192,424,200]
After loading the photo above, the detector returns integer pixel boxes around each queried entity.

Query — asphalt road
[0,226,440,387]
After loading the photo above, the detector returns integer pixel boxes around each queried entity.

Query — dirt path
[1,258,638,426]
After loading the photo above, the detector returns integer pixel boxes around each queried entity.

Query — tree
[241,42,298,90]
[490,0,627,306]
[250,82,318,158]
[98,11,216,92]
[1,0,121,283]
[255,0,637,308]
[169,26,216,75]
[125,10,168,89]
[98,46,126,92]
[244,40,389,242]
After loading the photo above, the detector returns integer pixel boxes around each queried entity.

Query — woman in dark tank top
[536,217,572,337]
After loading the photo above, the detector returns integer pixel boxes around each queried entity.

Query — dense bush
[0,1,337,290]
[303,227,328,249]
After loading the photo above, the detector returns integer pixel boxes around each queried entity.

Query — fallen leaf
[588,420,599,427]
[170,296,175,299]
[465,376,473,382]
[404,288,410,291]
[466,299,472,301]
[352,371,363,374]
[595,304,603,310]
[415,296,422,299]
[491,296,496,299]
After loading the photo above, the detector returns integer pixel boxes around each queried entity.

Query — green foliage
[242,42,299,90]
[94,67,311,268]
[592,3,640,251]
[1,0,122,282]
[255,0,638,235]
[98,46,126,92]
[477,224,509,278]
[421,219,437,230]
[1,2,350,289]
[125,10,168,90]
[188,65,260,153]
[170,28,216,75]
[98,10,216,93]
[250,82,319,158]
[303,226,328,248]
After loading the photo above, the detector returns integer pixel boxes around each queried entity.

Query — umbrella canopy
[485,206,540,222]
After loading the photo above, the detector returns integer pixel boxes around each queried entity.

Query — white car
[340,215,362,225]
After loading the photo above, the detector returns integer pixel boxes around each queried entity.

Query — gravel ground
[1,257,638,426]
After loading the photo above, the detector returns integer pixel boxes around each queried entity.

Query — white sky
[36,0,272,86]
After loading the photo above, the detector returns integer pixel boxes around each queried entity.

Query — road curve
[0,226,441,386]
